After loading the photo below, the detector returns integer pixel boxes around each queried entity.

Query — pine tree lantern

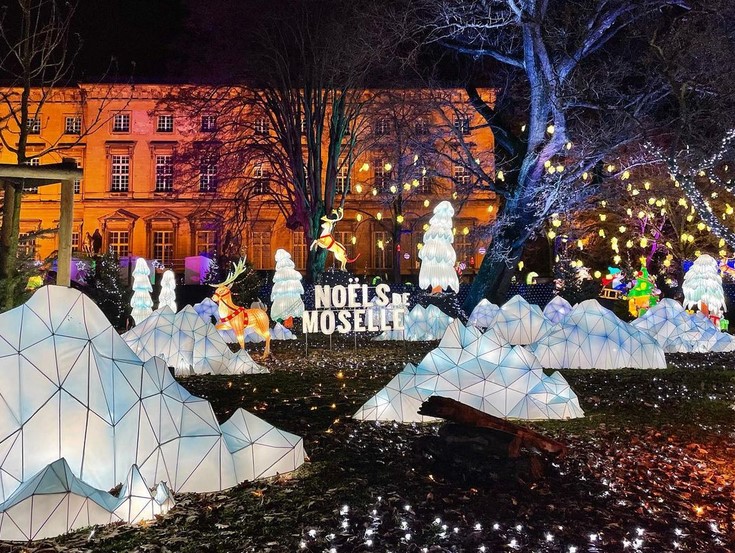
[270,249,304,325]
[130,258,153,325]
[158,270,177,312]
[418,201,460,293]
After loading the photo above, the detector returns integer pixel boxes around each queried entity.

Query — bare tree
[169,0,391,282]
[411,0,685,309]
[0,0,122,309]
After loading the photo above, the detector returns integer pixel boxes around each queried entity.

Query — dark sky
[73,0,189,80]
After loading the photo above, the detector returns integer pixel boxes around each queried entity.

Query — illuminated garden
[0,0,735,551]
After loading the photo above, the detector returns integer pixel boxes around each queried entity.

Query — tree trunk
[306,208,327,283]
[0,181,24,311]
[391,221,402,285]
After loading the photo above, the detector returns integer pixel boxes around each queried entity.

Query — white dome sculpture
[124,305,267,375]
[543,296,573,324]
[418,201,460,293]
[356,320,583,422]
[488,295,554,345]
[532,299,666,369]
[0,286,304,539]
[467,299,500,329]
[632,299,722,353]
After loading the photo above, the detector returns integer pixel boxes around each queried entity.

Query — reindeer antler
[211,257,248,288]
[321,207,344,223]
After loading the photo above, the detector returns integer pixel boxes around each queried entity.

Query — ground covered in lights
[5,340,735,553]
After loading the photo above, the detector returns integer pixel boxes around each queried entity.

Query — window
[373,230,392,269]
[200,157,217,192]
[292,231,306,269]
[201,115,216,132]
[455,226,472,263]
[417,167,431,194]
[112,113,130,132]
[255,117,269,135]
[336,164,349,194]
[71,232,80,253]
[27,118,41,134]
[454,116,471,135]
[74,159,82,194]
[24,158,39,193]
[334,230,354,261]
[155,154,174,192]
[153,230,174,266]
[108,231,129,258]
[111,155,130,192]
[453,164,471,187]
[250,231,272,269]
[18,233,36,257]
[374,159,392,190]
[374,118,390,136]
[65,116,82,135]
[195,230,218,256]
[253,163,269,194]
[415,118,429,135]
[157,114,174,133]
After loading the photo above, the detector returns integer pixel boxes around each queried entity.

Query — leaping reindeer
[310,207,360,270]
[210,258,271,358]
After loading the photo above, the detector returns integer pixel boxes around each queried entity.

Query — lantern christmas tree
[131,258,153,324]
[683,254,726,320]
[270,249,305,322]
[158,270,177,312]
[626,265,658,318]
[418,201,459,293]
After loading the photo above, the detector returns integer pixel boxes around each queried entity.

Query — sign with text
[303,283,409,335]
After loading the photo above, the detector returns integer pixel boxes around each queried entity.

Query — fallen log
[418,396,567,459]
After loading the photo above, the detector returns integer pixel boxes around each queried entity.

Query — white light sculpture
[543,296,573,324]
[682,254,727,317]
[130,257,153,324]
[124,305,267,375]
[272,322,296,340]
[467,298,500,329]
[356,320,583,422]
[0,286,304,539]
[0,459,173,541]
[270,249,305,322]
[532,299,666,369]
[489,295,554,345]
[158,269,177,312]
[632,299,721,353]
[418,201,460,293]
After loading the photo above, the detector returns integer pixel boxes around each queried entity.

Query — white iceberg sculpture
[543,296,573,324]
[631,299,722,353]
[532,299,666,369]
[488,295,554,345]
[0,286,304,538]
[375,304,453,341]
[467,298,500,329]
[272,322,296,340]
[124,305,267,375]
[356,320,583,422]
[0,459,172,541]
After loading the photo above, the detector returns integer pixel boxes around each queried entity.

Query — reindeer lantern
[210,258,271,357]
[310,207,360,270]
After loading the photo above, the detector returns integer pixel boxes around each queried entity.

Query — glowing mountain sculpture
[0,286,304,538]
[0,459,172,541]
[123,305,267,375]
[543,296,573,324]
[488,295,554,345]
[356,320,583,422]
[532,299,666,369]
[467,299,500,329]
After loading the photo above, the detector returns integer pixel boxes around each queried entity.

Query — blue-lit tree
[415,0,686,310]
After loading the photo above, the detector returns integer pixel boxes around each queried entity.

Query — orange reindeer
[310,207,360,270]
[210,258,271,358]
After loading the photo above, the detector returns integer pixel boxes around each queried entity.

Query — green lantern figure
[627,265,658,317]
